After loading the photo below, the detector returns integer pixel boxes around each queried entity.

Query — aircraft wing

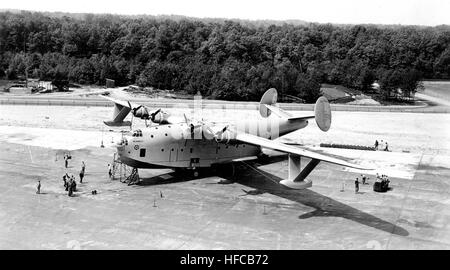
[287,115,315,121]
[100,95,144,126]
[78,89,112,96]
[235,133,372,170]
[100,95,140,109]
[101,95,180,126]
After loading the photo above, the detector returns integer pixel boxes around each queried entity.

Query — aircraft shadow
[226,162,409,237]
[136,175,190,186]
[135,159,279,186]
[133,156,408,237]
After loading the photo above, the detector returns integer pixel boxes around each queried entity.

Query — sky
[2,0,450,26]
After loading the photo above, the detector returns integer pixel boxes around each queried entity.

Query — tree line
[1,11,449,102]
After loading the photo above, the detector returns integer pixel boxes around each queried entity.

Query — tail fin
[259,88,294,119]
[259,88,278,118]
[259,89,331,132]
[314,96,331,131]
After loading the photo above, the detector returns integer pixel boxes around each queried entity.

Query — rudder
[314,96,331,132]
[259,88,278,118]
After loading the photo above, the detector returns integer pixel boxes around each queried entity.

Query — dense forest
[1,11,449,102]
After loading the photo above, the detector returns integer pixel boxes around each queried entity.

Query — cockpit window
[132,129,143,137]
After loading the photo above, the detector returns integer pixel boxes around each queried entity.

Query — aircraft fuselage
[116,115,308,169]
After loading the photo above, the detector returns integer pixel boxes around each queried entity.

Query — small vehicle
[373,179,390,192]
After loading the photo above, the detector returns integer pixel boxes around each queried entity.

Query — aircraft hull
[116,116,308,169]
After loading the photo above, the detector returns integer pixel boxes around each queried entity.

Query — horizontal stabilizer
[287,114,315,121]
[263,103,315,121]
[263,104,292,118]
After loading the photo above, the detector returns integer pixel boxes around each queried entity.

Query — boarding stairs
[124,168,140,185]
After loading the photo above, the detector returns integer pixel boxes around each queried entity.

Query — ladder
[111,152,139,185]
[111,152,129,181]
[125,167,140,185]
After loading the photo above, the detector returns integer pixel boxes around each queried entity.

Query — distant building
[39,81,53,91]
[106,79,115,88]
[9,86,31,94]
[27,79,40,88]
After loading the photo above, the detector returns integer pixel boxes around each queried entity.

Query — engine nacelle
[151,111,171,124]
[215,130,236,144]
[133,107,150,119]
[199,125,236,144]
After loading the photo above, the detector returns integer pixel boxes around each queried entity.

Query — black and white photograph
[0,0,449,254]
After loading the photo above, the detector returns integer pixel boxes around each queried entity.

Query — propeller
[183,114,232,142]
[130,103,149,119]
[183,113,202,128]
[208,124,233,143]
[204,124,228,140]
[149,108,162,122]
[129,102,164,123]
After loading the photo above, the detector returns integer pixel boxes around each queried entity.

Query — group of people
[354,174,370,193]
[341,173,390,194]
[61,155,86,197]
[36,153,92,196]
[374,140,390,151]
[63,173,77,196]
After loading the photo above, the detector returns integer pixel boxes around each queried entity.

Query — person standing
[63,173,68,186]
[79,161,86,183]
[36,180,41,194]
[67,176,72,196]
[79,170,85,183]
[355,178,359,194]
[71,176,77,191]
[374,140,379,150]
[68,176,76,196]
[64,153,69,168]
[64,173,69,191]
[68,182,73,197]
[108,164,112,179]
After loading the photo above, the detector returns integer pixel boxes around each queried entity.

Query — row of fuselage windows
[132,125,267,140]
[138,144,246,157]
[132,130,143,137]
[139,147,192,157]
[133,129,169,138]
[134,126,172,138]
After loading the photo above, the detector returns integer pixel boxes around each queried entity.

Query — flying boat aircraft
[102,88,371,189]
